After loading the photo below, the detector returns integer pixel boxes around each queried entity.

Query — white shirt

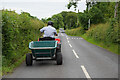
[40,25,57,37]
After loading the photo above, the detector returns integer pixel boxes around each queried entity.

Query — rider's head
[48,21,53,26]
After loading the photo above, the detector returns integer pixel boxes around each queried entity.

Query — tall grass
[66,27,85,36]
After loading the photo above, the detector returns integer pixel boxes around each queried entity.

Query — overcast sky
[2,0,86,2]
[2,0,87,19]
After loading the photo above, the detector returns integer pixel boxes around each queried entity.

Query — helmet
[48,21,53,26]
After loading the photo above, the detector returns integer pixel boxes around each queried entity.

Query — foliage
[94,2,115,20]
[51,14,64,29]
[65,12,78,29]
[67,0,77,11]
[85,21,119,54]
[41,14,64,29]
[2,9,45,74]
[41,11,79,29]
[66,27,85,36]
[89,6,105,24]
[0,10,2,78]
[118,2,120,54]
[60,11,68,30]
[65,21,119,54]
[78,12,89,30]
[67,1,117,29]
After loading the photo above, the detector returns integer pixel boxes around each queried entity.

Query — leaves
[52,14,64,29]
[2,9,45,67]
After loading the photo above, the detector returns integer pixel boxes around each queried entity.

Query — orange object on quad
[55,38,61,44]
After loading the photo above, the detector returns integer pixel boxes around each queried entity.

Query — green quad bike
[26,37,62,66]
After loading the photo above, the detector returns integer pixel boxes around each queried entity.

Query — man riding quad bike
[40,21,58,38]
[39,21,61,52]
[26,21,62,66]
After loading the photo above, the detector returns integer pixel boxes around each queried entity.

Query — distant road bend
[3,32,118,79]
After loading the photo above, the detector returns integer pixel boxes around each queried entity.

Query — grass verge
[66,23,119,55]
[81,34,119,55]
[66,33,119,54]
[2,55,26,76]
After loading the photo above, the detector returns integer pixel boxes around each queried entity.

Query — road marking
[81,65,92,80]
[72,50,79,58]
[68,40,69,43]
[79,38,83,39]
[69,43,72,48]
[33,60,35,64]
[67,38,68,40]
[61,33,63,36]
[71,38,83,39]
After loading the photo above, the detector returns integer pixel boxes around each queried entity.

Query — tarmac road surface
[3,33,118,79]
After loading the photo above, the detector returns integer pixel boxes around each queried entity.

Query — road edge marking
[72,49,79,58]
[81,65,92,80]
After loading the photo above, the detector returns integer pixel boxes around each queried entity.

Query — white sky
[2,0,86,2]
[1,0,87,19]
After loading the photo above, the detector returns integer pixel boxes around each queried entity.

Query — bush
[86,20,119,44]
[2,9,45,74]
[66,27,85,36]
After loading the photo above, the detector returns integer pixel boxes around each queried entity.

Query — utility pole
[88,2,91,29]
[87,0,91,29]
[77,9,79,27]
[114,1,118,18]
[87,0,96,29]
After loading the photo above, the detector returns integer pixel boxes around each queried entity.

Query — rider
[40,21,58,38]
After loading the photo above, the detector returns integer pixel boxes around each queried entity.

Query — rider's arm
[40,27,45,33]
[54,29,58,36]
[40,27,45,37]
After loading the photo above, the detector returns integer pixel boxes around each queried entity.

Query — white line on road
[72,49,79,58]
[79,38,83,39]
[69,43,72,48]
[61,33,63,36]
[81,65,92,80]
[68,40,69,43]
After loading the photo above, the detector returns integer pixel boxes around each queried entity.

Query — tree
[65,12,77,29]
[78,12,89,30]
[51,14,64,29]
[60,11,68,30]
[95,2,115,20]
[89,6,105,24]
[67,0,78,11]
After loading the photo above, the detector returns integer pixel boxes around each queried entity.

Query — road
[3,33,118,79]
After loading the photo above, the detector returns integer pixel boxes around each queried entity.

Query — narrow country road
[3,33,118,79]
